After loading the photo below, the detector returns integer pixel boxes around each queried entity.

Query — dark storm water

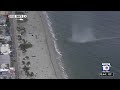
[47,11,120,79]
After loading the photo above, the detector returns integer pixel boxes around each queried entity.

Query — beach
[39,12,66,79]
[13,11,63,79]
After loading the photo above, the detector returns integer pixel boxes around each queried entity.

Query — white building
[0,35,4,40]
[0,56,15,79]
[0,16,6,25]
[0,35,11,41]
[5,36,11,41]
[0,63,15,79]
[0,44,11,55]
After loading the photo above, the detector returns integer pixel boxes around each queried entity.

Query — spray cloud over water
[70,23,96,43]
[69,23,120,43]
[69,12,120,44]
[68,12,98,43]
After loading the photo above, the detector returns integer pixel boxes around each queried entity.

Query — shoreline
[39,11,68,79]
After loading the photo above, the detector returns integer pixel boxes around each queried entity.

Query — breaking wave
[42,11,68,79]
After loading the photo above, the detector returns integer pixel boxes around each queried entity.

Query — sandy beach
[39,12,65,79]
[13,11,63,79]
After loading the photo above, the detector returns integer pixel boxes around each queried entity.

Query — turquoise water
[47,11,120,79]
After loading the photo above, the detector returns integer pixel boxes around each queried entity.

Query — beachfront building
[0,55,10,79]
[0,35,11,40]
[0,44,11,55]
[0,44,15,79]
[0,55,10,64]
[0,11,9,27]
[0,67,15,79]
[0,53,15,79]
[0,16,6,25]
[0,35,5,41]
[0,11,15,79]
[0,62,15,79]
[5,36,11,42]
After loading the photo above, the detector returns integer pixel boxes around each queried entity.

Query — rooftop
[0,44,11,55]
[0,55,10,64]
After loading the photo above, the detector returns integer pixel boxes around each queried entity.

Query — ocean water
[46,11,120,79]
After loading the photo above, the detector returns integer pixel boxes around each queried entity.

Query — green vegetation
[10,59,15,67]
[22,61,25,65]
[19,39,32,52]
[25,56,29,59]
[17,26,25,32]
[17,26,26,35]
[26,62,30,66]
[22,49,27,53]
[30,72,34,77]
[19,43,32,50]
[18,35,22,40]
[22,39,26,44]
[22,65,30,73]
[22,65,34,77]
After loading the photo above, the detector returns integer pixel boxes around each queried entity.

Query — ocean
[45,11,120,79]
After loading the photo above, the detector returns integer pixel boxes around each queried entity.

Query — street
[9,11,19,79]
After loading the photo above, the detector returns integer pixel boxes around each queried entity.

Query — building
[4,36,11,41]
[0,35,11,42]
[0,55,10,79]
[0,16,6,25]
[0,63,15,79]
[0,68,15,79]
[0,35,4,40]
[0,55,10,64]
[0,11,15,79]
[0,11,9,26]
[0,55,15,79]
[0,44,11,55]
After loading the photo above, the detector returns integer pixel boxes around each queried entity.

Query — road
[9,11,19,79]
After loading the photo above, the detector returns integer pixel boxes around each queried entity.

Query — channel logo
[102,63,111,72]
[100,63,114,76]
[8,15,27,21]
